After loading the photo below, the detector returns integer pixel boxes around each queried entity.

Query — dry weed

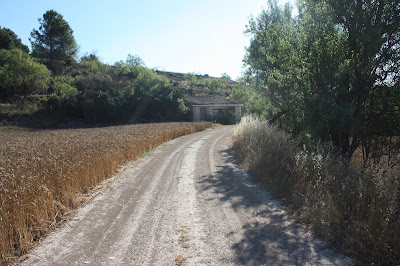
[177,225,190,248]
[0,122,214,264]
[232,116,400,265]
[175,254,187,265]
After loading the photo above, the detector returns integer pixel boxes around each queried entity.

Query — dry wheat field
[0,122,214,264]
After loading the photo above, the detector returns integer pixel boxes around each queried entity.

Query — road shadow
[197,148,348,265]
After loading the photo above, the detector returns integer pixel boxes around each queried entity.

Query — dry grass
[232,116,400,265]
[174,254,187,265]
[231,116,297,200]
[0,122,214,264]
[178,225,190,249]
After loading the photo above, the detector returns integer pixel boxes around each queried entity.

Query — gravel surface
[19,126,350,265]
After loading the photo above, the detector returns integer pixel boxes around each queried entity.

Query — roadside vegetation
[0,11,234,127]
[232,117,400,265]
[158,71,236,97]
[231,0,400,264]
[0,8,227,264]
[0,122,214,263]
[1,0,399,264]
[232,0,400,162]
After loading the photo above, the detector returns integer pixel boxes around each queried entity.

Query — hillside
[0,58,240,127]
[155,70,239,97]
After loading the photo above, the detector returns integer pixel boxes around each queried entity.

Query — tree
[112,54,144,77]
[0,49,50,101]
[30,10,78,73]
[49,75,78,117]
[309,0,400,159]
[143,84,189,121]
[125,54,145,69]
[204,78,226,95]
[244,1,304,132]
[221,73,231,81]
[113,60,130,76]
[184,72,199,93]
[229,79,271,118]
[75,71,116,121]
[244,0,400,159]
[0,27,29,53]
[80,53,110,74]
[128,67,188,122]
[80,53,99,62]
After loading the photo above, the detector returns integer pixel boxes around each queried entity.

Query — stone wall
[234,106,242,121]
[193,106,201,122]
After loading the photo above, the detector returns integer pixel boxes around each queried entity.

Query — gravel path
[20,126,349,265]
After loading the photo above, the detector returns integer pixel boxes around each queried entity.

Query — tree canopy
[243,0,400,159]
[204,78,227,95]
[0,27,29,53]
[0,10,192,124]
[30,10,78,73]
[0,49,50,101]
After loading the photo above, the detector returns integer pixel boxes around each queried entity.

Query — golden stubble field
[0,122,215,263]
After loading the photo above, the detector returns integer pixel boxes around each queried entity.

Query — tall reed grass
[0,122,214,264]
[232,116,400,265]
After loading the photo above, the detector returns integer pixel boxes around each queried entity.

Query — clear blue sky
[1,0,292,80]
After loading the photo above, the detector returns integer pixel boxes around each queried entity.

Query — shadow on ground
[197,149,344,265]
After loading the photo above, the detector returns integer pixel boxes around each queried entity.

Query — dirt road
[20,126,349,265]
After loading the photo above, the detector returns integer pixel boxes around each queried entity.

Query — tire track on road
[20,126,350,266]
[173,135,213,265]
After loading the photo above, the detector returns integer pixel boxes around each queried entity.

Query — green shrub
[47,75,79,117]
[0,49,50,101]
